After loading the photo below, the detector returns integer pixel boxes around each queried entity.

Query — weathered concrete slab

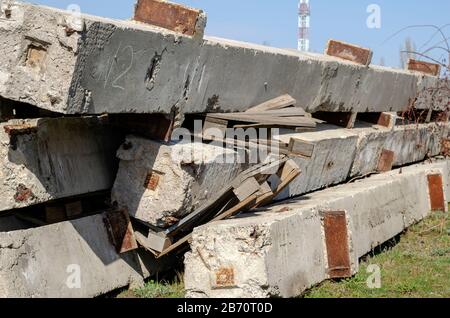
[0,213,171,297]
[0,1,445,116]
[275,126,358,195]
[184,159,449,298]
[350,122,449,177]
[111,136,247,227]
[275,121,449,198]
[0,117,123,212]
[113,122,448,226]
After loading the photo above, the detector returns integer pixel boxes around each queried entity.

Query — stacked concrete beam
[0,1,445,117]
[0,213,173,297]
[0,117,123,212]
[184,159,450,298]
[112,122,449,226]
[111,136,248,227]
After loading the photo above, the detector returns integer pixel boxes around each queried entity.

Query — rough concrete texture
[0,213,171,298]
[111,136,247,227]
[111,122,448,226]
[0,1,444,115]
[184,159,449,298]
[350,122,449,177]
[275,125,358,196]
[274,121,448,198]
[0,117,122,212]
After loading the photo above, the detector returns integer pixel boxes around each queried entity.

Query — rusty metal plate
[377,149,395,173]
[427,174,446,212]
[144,171,162,191]
[325,40,373,66]
[134,0,201,36]
[215,267,235,288]
[13,184,35,203]
[407,59,441,76]
[322,211,352,278]
[103,210,138,254]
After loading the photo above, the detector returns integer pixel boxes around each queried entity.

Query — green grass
[118,274,185,298]
[118,212,449,299]
[304,212,450,298]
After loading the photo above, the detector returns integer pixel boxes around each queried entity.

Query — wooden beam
[245,95,296,113]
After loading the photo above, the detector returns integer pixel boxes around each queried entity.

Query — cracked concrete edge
[0,1,446,115]
[0,212,175,298]
[0,116,123,213]
[184,159,450,298]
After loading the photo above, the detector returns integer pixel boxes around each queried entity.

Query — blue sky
[31,0,450,68]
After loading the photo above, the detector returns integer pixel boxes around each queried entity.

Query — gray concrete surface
[0,1,445,116]
[112,122,448,226]
[0,213,172,297]
[111,136,247,227]
[0,117,123,212]
[184,159,449,298]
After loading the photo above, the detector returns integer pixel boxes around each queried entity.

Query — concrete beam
[111,136,248,227]
[113,122,448,226]
[0,2,445,116]
[0,213,171,297]
[0,117,123,213]
[184,159,450,298]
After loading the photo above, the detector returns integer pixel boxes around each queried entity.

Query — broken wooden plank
[245,95,297,113]
[134,0,206,37]
[157,194,258,258]
[203,117,228,140]
[207,113,316,128]
[251,108,306,117]
[233,177,261,202]
[255,160,301,207]
[135,230,172,253]
[325,40,373,66]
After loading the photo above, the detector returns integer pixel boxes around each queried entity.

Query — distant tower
[298,0,310,52]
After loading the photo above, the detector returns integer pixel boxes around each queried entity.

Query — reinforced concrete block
[0,2,444,115]
[0,213,172,298]
[111,136,247,227]
[0,117,123,212]
[351,122,449,177]
[184,160,449,298]
[274,126,358,197]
